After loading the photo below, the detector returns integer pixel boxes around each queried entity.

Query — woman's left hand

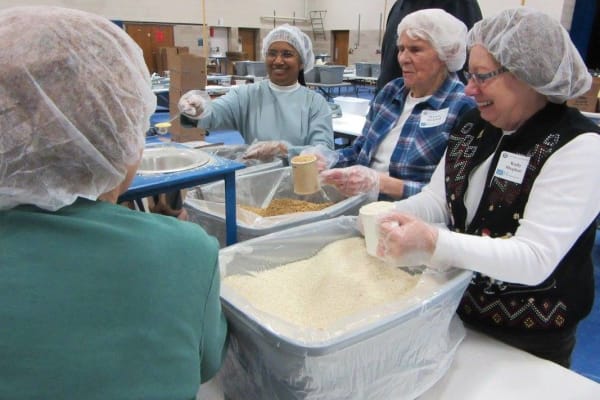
[320,165,380,198]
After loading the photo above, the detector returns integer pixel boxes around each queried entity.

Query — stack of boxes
[167,51,207,142]
[156,46,189,75]
[567,75,600,113]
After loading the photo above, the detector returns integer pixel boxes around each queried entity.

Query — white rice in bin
[223,237,420,330]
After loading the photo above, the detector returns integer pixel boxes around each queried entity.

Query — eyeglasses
[464,67,508,85]
[266,49,298,60]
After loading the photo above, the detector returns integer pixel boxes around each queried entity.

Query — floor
[572,229,600,382]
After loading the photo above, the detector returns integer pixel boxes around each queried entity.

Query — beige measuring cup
[291,154,320,195]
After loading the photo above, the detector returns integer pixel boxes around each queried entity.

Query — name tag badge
[494,151,530,184]
[419,108,449,128]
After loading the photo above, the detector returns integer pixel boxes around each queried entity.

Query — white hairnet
[261,24,315,73]
[467,7,591,103]
[397,8,467,72]
[0,6,156,211]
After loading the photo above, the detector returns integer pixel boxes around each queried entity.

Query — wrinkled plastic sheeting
[216,216,471,399]
[185,167,367,230]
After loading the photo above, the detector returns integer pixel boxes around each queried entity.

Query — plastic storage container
[369,63,381,78]
[355,62,371,77]
[245,61,267,77]
[215,216,472,400]
[303,68,318,83]
[184,167,369,247]
[334,96,370,116]
[318,65,345,84]
[234,60,249,76]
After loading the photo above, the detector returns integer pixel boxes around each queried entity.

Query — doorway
[125,23,174,74]
[332,30,350,66]
[238,28,258,60]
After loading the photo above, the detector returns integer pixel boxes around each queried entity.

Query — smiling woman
[312,9,476,202]
[177,23,334,163]
[265,42,302,86]
[373,7,600,369]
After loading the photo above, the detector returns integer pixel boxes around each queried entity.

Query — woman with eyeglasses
[311,9,476,201]
[178,24,333,161]
[367,8,600,367]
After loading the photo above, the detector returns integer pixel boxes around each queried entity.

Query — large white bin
[334,96,371,116]
[216,216,472,400]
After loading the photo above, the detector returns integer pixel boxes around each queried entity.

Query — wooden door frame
[332,30,350,66]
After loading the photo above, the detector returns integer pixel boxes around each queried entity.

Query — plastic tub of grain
[216,216,472,400]
[184,167,369,247]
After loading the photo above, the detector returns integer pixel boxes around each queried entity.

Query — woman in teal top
[0,6,227,399]
[179,24,334,160]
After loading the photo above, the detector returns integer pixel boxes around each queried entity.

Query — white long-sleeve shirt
[395,132,600,285]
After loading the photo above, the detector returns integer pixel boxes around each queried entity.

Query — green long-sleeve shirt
[0,198,227,399]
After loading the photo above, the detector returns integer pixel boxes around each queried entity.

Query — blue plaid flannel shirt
[336,74,476,199]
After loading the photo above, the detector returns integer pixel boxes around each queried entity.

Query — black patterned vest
[445,103,599,332]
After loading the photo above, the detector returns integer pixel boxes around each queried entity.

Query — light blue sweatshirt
[199,80,334,155]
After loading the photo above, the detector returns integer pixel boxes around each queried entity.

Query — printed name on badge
[419,108,449,128]
[494,151,530,184]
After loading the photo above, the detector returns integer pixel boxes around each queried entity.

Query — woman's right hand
[177,90,211,119]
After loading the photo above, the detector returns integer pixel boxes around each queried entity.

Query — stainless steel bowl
[137,146,212,175]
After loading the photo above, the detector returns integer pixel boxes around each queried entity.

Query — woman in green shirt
[0,6,227,399]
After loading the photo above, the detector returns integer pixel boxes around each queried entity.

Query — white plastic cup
[359,201,395,257]
[235,79,245,86]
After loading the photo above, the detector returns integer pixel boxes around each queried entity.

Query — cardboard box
[225,51,248,61]
[168,86,206,143]
[169,118,206,143]
[168,53,206,91]
[567,76,600,113]
[159,46,190,73]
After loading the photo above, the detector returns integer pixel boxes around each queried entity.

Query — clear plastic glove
[320,165,380,200]
[376,212,438,267]
[242,141,288,161]
[300,144,339,172]
[177,90,212,119]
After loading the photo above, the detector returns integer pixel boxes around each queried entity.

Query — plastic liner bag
[216,216,472,400]
[203,144,284,176]
[184,167,369,246]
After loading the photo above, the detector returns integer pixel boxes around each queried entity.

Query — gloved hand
[177,90,211,119]
[242,141,288,161]
[300,144,339,172]
[320,165,380,200]
[376,212,438,267]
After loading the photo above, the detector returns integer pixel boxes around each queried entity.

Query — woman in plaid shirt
[320,9,476,200]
